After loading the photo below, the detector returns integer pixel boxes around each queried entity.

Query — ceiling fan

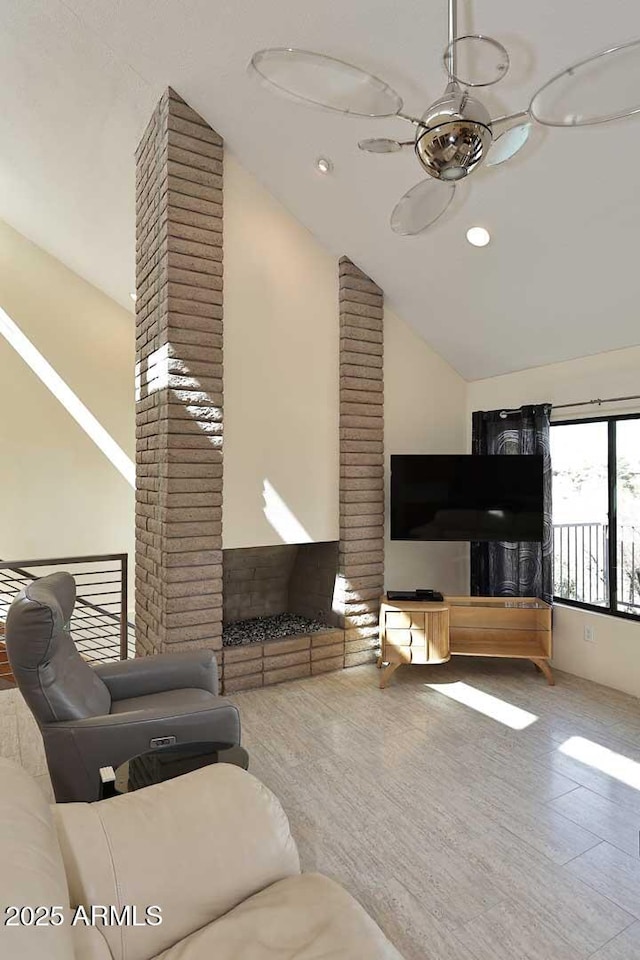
[250,0,640,235]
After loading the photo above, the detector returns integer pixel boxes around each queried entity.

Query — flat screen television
[390,454,544,542]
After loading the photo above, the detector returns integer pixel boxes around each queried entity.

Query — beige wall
[385,308,468,594]
[468,346,640,697]
[223,151,470,598]
[0,219,135,569]
[468,345,640,426]
[223,153,339,549]
[552,605,640,699]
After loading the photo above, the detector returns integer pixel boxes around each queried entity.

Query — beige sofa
[0,757,403,960]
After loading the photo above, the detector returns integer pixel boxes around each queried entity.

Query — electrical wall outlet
[584,625,595,643]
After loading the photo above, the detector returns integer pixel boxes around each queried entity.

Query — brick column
[135,88,223,657]
[336,257,384,666]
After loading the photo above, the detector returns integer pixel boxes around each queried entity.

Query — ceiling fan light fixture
[415,119,491,180]
[249,1,640,240]
[415,88,492,181]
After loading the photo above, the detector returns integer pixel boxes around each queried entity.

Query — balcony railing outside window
[553,523,640,615]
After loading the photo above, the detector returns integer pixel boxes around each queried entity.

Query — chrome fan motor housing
[415,86,493,181]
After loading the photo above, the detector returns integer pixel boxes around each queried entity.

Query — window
[551,415,640,619]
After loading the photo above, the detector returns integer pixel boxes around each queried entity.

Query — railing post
[120,553,129,660]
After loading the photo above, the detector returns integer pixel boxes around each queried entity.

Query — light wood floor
[4,659,640,958]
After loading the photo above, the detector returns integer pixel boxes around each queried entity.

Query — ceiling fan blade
[358,138,407,153]
[249,48,403,117]
[390,179,456,236]
[443,34,510,88]
[486,112,532,167]
[491,111,530,138]
[529,37,640,126]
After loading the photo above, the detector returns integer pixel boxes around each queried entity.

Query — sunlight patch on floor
[426,680,538,730]
[559,736,640,790]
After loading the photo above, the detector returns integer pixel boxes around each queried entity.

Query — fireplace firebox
[219,542,345,692]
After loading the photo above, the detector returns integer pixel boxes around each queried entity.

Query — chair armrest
[43,698,241,801]
[93,648,218,700]
[50,699,233,729]
[52,765,300,959]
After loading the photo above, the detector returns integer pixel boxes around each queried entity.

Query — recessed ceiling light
[316,157,333,175]
[466,226,490,247]
[129,292,137,302]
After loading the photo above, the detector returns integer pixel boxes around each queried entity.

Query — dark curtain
[470,404,553,603]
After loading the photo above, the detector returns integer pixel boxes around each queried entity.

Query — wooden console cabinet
[379,595,553,688]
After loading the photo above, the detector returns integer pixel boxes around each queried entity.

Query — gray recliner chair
[5,571,240,802]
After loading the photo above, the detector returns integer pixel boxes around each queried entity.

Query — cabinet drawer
[385,644,429,664]
[385,611,425,630]
[384,628,426,648]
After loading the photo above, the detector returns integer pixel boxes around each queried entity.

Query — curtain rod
[554,393,640,410]
[494,394,640,417]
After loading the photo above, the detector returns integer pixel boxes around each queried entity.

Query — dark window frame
[552,412,640,623]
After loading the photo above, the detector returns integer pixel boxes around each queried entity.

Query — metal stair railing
[0,554,133,684]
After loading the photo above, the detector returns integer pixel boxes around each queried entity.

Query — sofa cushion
[155,873,403,960]
[53,764,301,960]
[71,925,113,960]
[0,758,75,960]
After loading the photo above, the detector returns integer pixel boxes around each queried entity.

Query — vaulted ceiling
[2,0,640,378]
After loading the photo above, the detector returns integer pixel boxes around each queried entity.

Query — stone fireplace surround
[134,89,385,693]
[220,542,344,693]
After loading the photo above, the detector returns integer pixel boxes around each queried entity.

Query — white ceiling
[2,0,640,379]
